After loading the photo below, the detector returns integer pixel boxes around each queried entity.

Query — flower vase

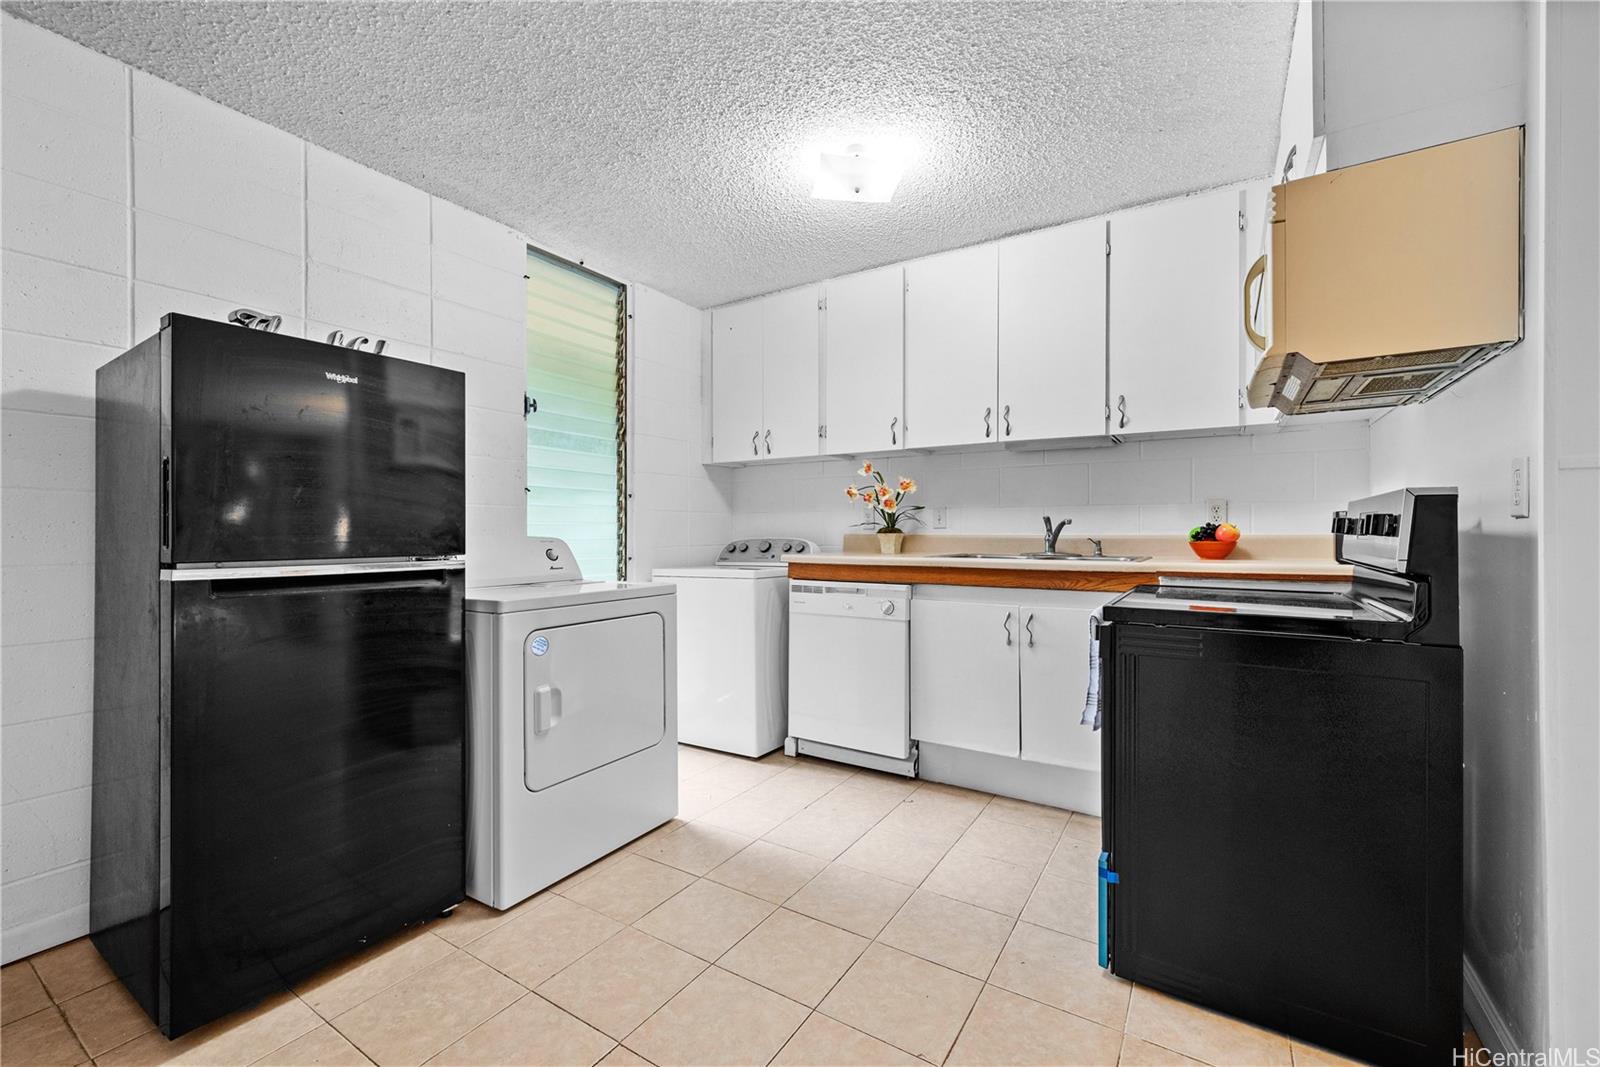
[877,531,905,555]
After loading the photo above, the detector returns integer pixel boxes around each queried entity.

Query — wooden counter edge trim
[786,562,1350,592]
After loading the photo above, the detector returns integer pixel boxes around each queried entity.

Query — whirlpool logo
[324,371,359,385]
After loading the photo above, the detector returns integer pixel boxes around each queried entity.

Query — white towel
[1080,611,1103,731]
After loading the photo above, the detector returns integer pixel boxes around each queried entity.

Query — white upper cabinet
[824,265,904,455]
[904,245,999,448]
[710,300,763,463]
[1108,187,1242,436]
[998,220,1108,442]
[761,286,821,459]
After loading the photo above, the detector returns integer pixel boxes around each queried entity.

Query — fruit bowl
[1189,540,1237,560]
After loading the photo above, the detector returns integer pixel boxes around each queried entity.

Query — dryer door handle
[529,684,564,734]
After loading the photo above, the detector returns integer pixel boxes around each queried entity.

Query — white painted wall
[1323,0,1593,1054]
[1317,1,1529,169]
[0,15,718,962]
[1532,0,1599,1051]
[724,422,1368,547]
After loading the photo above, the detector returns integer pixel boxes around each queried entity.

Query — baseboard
[916,742,1099,815]
[1,905,89,966]
[1464,957,1519,1056]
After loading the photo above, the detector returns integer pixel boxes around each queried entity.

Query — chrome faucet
[1042,515,1071,554]
[1086,537,1104,558]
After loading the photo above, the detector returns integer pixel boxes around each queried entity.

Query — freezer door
[522,612,667,791]
[166,568,465,1035]
[166,315,465,563]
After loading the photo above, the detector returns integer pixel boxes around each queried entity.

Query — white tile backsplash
[726,421,1369,547]
[306,261,432,346]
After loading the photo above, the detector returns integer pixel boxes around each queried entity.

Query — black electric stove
[1098,488,1463,1067]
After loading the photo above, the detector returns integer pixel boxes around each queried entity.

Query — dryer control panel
[716,538,818,565]
[521,537,580,582]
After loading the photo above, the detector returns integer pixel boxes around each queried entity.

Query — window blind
[525,249,627,581]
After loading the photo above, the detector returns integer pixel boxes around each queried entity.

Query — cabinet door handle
[983,406,992,439]
[1003,404,1011,437]
[890,417,898,445]
[1025,612,1035,648]
[1002,611,1013,647]
[764,429,772,454]
[1117,394,1128,430]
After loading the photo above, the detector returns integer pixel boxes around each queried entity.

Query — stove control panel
[716,538,819,565]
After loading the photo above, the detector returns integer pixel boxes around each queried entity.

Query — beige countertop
[784,532,1351,589]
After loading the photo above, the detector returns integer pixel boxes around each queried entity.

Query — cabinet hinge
[1238,388,1245,409]
[817,296,826,311]
[818,424,827,439]
[1104,403,1111,420]
[1238,210,1246,232]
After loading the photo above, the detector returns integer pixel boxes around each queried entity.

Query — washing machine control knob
[736,542,749,552]
[880,601,896,616]
[757,541,773,553]
[545,548,559,561]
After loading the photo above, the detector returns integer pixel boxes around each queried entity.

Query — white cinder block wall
[0,16,720,962]
[726,423,1369,547]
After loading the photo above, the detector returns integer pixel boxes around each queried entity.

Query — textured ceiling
[7,2,1296,308]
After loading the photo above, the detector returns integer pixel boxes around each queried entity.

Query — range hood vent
[1247,127,1523,416]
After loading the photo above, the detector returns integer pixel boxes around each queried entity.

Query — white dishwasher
[785,581,915,775]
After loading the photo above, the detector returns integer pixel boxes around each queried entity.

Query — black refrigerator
[92,313,468,1037]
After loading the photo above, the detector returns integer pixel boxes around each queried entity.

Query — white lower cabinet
[1019,604,1101,769]
[910,587,1111,769]
[910,598,1020,757]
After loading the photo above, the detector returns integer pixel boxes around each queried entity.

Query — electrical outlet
[1511,456,1530,518]
[1206,499,1229,525]
[932,506,949,529]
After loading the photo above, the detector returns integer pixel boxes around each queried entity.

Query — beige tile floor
[2,746,1428,1067]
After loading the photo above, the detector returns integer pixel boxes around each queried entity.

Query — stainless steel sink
[932,551,1154,563]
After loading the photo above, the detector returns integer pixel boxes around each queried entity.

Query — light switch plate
[1511,457,1530,518]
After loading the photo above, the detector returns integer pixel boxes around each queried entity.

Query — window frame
[523,244,631,581]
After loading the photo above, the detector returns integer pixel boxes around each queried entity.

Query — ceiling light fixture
[809,140,909,203]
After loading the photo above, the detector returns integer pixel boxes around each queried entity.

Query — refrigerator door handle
[163,558,466,581]
[161,457,172,551]
[203,573,455,598]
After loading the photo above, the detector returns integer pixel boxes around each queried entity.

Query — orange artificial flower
[845,485,858,499]
[858,462,874,477]
[882,497,898,512]
[898,478,917,493]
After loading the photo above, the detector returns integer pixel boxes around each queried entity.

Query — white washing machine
[466,538,677,909]
[653,538,817,758]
